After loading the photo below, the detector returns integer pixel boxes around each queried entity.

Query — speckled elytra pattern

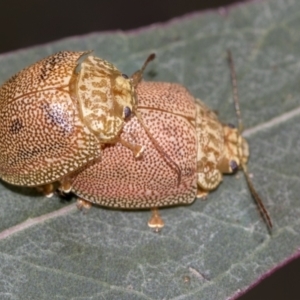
[0,51,102,186]
[72,82,198,208]
[74,55,136,142]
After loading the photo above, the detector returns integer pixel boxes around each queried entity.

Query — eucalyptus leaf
[0,0,299,299]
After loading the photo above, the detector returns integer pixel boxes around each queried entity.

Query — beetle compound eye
[122,73,129,79]
[124,106,132,119]
[230,160,238,172]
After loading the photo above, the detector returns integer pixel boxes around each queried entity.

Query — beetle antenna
[227,50,243,133]
[130,54,182,186]
[135,110,182,187]
[227,49,272,229]
[241,163,273,229]
[131,53,156,86]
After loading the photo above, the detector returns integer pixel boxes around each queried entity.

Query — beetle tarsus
[197,189,208,200]
[76,198,92,211]
[60,178,73,193]
[36,184,54,198]
[148,208,164,232]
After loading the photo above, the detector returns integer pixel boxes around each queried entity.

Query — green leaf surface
[0,0,299,299]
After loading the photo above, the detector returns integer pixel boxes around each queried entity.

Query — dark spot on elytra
[39,67,47,81]
[42,104,72,135]
[10,119,23,134]
[38,54,63,82]
[39,57,58,81]
[7,73,18,84]
[48,55,59,67]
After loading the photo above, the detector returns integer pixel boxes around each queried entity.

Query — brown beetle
[70,69,272,230]
[0,51,156,193]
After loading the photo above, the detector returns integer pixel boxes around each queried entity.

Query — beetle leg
[36,184,54,198]
[148,208,164,232]
[196,188,208,200]
[76,198,92,211]
[118,137,144,158]
[59,178,73,193]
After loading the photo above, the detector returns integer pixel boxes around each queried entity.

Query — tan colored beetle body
[71,81,249,211]
[0,51,138,187]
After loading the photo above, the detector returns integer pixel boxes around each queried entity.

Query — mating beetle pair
[0,51,271,229]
